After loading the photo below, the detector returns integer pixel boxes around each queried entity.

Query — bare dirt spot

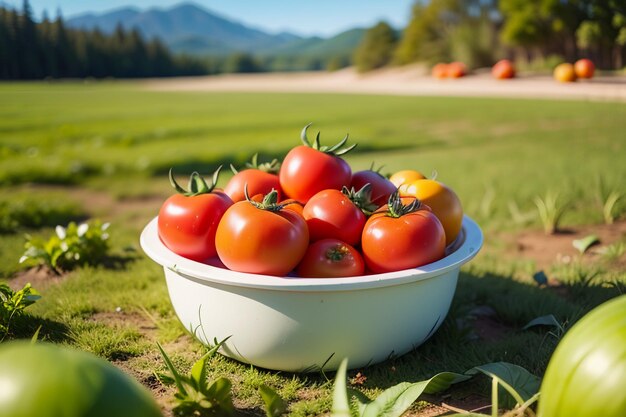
[8,266,63,291]
[143,66,626,102]
[514,221,626,271]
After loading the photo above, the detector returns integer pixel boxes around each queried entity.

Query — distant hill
[66,2,363,59]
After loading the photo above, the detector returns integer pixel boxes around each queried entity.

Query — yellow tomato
[389,170,427,195]
[404,179,463,246]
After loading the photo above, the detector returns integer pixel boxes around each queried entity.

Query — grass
[0,81,625,415]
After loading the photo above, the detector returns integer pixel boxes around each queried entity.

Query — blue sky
[2,0,415,37]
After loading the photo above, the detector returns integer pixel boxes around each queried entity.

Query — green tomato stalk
[301,123,356,156]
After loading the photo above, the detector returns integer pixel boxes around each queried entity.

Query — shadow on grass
[6,313,70,344]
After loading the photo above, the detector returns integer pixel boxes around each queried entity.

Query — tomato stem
[300,123,357,156]
[386,191,422,218]
[231,153,281,175]
[169,166,222,197]
[342,184,379,216]
[244,187,287,212]
[326,245,348,262]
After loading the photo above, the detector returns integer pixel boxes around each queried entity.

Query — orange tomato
[492,59,516,79]
[215,194,309,276]
[447,62,467,78]
[554,63,577,82]
[432,63,448,79]
[574,58,595,79]
[403,179,463,246]
[389,170,426,196]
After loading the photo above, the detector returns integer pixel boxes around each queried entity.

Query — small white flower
[77,223,89,237]
[74,253,80,260]
[60,242,69,252]
[102,223,111,231]
[55,225,66,239]
[101,233,109,240]
[19,255,29,264]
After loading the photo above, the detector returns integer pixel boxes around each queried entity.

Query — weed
[330,359,540,417]
[0,283,41,341]
[19,220,110,273]
[596,175,624,224]
[157,338,235,417]
[598,241,626,263]
[534,192,568,235]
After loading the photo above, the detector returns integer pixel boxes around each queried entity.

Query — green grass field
[1,81,625,416]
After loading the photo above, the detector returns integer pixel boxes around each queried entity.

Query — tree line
[354,0,626,72]
[0,3,207,79]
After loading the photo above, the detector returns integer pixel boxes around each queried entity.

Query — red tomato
[224,155,283,202]
[158,169,233,262]
[350,168,397,207]
[297,239,365,278]
[361,192,446,273]
[279,124,355,203]
[215,191,309,276]
[303,188,368,246]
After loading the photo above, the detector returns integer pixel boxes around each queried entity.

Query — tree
[353,21,398,72]
[223,53,261,73]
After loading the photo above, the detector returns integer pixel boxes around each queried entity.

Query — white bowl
[140,216,483,372]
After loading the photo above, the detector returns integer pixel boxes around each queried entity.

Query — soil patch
[513,221,626,271]
[143,67,626,102]
[8,266,64,291]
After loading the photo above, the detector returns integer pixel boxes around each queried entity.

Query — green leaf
[466,362,540,409]
[259,384,287,417]
[156,342,188,396]
[572,234,599,254]
[331,358,352,417]
[205,377,234,415]
[190,351,210,392]
[356,372,471,417]
[522,314,563,332]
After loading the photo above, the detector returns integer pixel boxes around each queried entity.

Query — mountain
[265,28,366,57]
[66,2,364,59]
[67,2,303,55]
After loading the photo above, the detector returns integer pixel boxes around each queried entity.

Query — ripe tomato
[215,191,309,276]
[447,61,467,78]
[403,179,463,246]
[350,167,397,207]
[297,239,364,278]
[492,59,516,79]
[0,341,162,417]
[303,187,372,246]
[279,124,355,203]
[224,154,282,202]
[361,192,446,273]
[280,198,305,216]
[389,169,426,195]
[158,168,233,262]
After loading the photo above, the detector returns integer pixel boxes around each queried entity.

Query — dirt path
[143,66,626,102]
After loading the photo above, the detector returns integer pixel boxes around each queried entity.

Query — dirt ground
[142,65,626,102]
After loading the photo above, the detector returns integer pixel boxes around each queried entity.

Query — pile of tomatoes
[157,124,463,278]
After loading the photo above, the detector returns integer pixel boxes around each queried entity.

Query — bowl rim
[140,215,482,292]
